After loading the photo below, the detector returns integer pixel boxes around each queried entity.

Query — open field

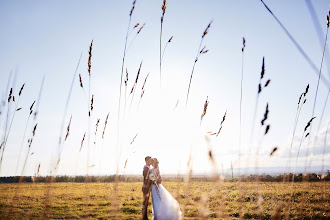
[0,181,329,219]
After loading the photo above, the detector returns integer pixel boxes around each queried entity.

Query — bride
[149,158,182,220]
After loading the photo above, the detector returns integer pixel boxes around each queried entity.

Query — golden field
[0,181,329,219]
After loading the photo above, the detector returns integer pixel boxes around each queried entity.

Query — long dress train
[150,169,182,220]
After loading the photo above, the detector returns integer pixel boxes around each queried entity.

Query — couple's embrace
[142,156,182,220]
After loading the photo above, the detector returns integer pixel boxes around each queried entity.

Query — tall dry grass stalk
[239,37,245,167]
[87,40,93,178]
[32,75,45,122]
[138,72,149,109]
[292,117,316,181]
[0,88,12,167]
[160,0,167,87]
[284,84,309,182]
[185,20,212,108]
[15,100,35,175]
[20,123,38,179]
[92,118,100,165]
[54,52,82,171]
[306,11,330,172]
[0,84,25,172]
[117,0,137,136]
[260,0,330,88]
[237,37,245,218]
[129,61,143,110]
[115,5,137,207]
[249,57,270,143]
[246,57,270,177]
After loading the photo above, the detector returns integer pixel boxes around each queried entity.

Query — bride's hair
[153,158,159,168]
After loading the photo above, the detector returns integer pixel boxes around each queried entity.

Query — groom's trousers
[142,192,150,220]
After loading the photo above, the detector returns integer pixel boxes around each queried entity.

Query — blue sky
[0,0,329,176]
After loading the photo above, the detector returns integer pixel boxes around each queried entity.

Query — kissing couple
[142,156,182,220]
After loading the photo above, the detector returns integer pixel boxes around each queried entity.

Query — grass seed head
[304,117,316,132]
[65,115,72,141]
[33,123,38,136]
[19,83,25,96]
[242,37,246,52]
[102,112,110,139]
[265,124,270,135]
[88,40,93,76]
[79,74,83,88]
[125,68,129,86]
[8,88,12,103]
[79,132,86,152]
[304,84,309,96]
[258,83,262,94]
[269,147,278,156]
[202,20,213,38]
[129,0,136,17]
[261,57,265,79]
[264,79,271,87]
[261,103,269,126]
[161,0,167,23]
[137,23,145,34]
[200,96,209,123]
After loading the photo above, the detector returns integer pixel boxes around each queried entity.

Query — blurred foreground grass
[0,181,329,219]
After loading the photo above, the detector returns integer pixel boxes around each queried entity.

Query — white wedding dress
[150,168,182,220]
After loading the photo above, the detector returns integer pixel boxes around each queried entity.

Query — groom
[142,156,153,220]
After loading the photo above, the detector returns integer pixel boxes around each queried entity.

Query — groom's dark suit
[142,165,151,220]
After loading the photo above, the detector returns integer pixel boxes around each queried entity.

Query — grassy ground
[0,181,329,219]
